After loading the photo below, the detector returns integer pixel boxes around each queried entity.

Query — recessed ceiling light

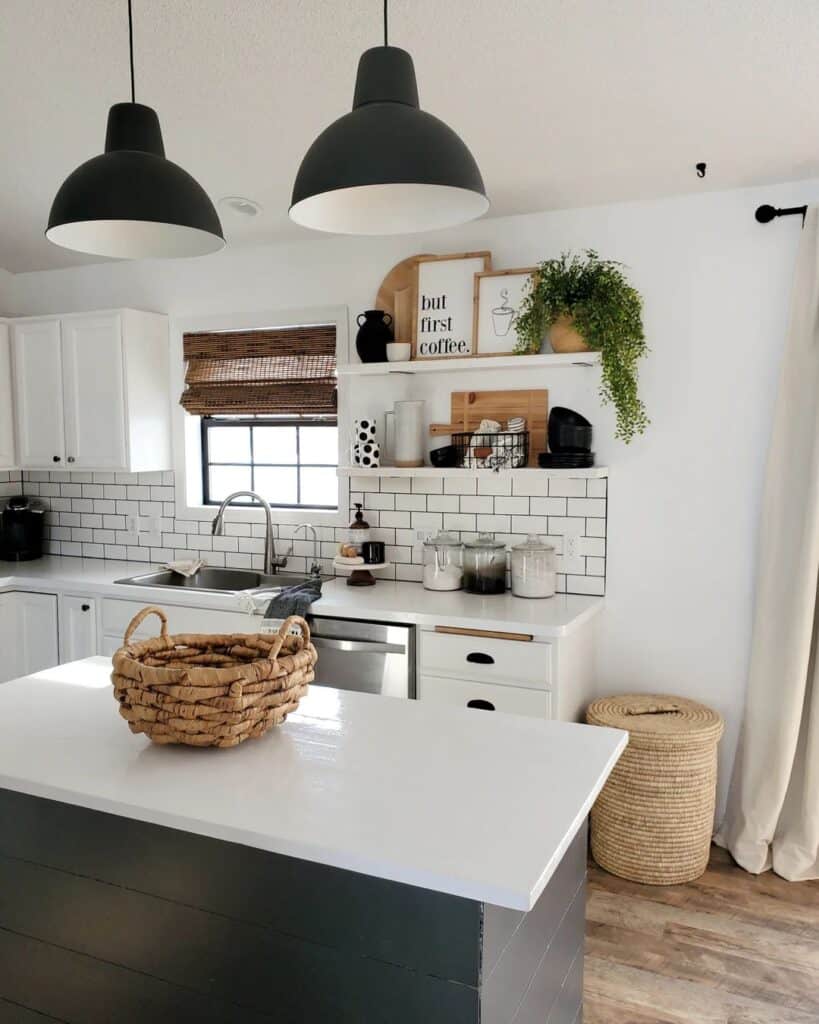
[219,196,262,217]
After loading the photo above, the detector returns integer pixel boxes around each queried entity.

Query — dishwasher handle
[313,636,406,655]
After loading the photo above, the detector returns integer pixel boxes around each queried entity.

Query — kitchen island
[0,657,626,1024]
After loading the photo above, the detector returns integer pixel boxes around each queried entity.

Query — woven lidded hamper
[586,694,724,885]
[111,606,317,748]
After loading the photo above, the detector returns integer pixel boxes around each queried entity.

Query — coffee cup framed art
[411,251,491,360]
[473,268,536,356]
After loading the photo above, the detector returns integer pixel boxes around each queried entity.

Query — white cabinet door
[11,319,65,469]
[0,593,19,682]
[18,592,59,675]
[0,592,59,681]
[61,313,127,470]
[0,323,16,468]
[60,595,98,662]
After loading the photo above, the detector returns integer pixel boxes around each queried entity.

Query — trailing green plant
[514,250,649,443]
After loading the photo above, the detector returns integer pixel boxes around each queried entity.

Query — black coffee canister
[356,310,393,363]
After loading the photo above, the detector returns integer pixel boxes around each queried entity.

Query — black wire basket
[452,430,529,470]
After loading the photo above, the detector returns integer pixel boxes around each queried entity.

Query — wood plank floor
[584,845,819,1024]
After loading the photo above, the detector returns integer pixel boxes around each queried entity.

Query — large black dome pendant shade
[290,4,488,235]
[46,0,224,259]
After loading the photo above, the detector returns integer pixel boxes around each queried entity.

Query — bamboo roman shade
[180,325,337,416]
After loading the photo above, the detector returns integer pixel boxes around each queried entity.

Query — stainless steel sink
[114,567,316,594]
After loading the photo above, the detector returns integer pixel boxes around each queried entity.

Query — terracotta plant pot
[548,315,590,354]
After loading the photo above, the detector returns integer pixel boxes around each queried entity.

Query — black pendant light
[290,0,488,235]
[46,0,224,259]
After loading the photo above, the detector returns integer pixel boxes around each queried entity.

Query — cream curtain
[716,206,819,880]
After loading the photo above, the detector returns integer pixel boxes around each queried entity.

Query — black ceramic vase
[356,309,393,363]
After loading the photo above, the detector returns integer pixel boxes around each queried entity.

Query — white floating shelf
[338,465,607,479]
[337,352,600,376]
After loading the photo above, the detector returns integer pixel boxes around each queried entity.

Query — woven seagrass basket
[586,694,724,885]
[111,606,317,749]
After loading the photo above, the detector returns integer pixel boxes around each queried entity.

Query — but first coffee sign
[412,252,491,359]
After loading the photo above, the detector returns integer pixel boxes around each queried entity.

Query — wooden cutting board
[430,389,548,467]
[375,253,434,344]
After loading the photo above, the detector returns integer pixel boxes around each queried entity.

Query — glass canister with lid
[462,533,507,595]
[510,534,556,598]
[422,531,464,591]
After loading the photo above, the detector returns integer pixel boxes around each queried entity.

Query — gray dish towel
[263,577,323,619]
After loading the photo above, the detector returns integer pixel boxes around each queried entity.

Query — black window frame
[200,415,339,511]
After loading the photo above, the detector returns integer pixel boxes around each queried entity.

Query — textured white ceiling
[2,0,819,273]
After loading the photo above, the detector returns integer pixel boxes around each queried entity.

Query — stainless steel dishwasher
[308,616,415,699]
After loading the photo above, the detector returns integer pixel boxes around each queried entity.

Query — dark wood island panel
[0,789,586,1024]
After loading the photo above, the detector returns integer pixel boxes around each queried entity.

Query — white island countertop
[0,657,626,911]
[0,555,603,638]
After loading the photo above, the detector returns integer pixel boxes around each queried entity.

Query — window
[201,416,338,509]
[180,322,339,512]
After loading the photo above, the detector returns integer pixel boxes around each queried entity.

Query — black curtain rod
[755,204,808,226]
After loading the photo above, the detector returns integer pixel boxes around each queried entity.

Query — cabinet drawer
[418,674,551,718]
[420,629,551,689]
[102,599,260,643]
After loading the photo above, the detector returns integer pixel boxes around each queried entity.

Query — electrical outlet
[565,530,582,559]
[125,514,140,533]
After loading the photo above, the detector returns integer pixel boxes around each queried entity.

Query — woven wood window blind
[180,325,337,416]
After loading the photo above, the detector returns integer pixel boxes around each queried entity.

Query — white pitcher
[393,400,425,467]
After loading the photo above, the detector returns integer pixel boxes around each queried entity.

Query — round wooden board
[375,253,434,344]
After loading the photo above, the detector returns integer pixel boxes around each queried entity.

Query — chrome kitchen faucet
[211,491,289,575]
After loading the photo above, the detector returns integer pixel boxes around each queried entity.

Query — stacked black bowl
[538,408,594,468]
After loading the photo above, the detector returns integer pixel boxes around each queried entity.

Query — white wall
[7,179,819,815]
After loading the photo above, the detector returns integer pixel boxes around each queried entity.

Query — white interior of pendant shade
[289,183,489,235]
[45,219,225,259]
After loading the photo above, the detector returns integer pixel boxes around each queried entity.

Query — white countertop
[0,556,603,638]
[0,657,626,910]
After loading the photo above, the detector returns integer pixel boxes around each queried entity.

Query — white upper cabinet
[10,309,171,473]
[62,313,127,470]
[0,321,17,469]
[11,317,64,469]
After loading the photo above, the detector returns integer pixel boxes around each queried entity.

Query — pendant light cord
[128,0,135,102]
[383,0,388,46]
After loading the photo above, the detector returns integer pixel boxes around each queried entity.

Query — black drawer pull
[467,699,495,711]
[81,604,91,612]
[466,652,494,665]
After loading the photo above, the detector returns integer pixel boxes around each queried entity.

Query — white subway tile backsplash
[477,474,513,496]
[565,575,605,596]
[476,514,511,533]
[459,495,494,514]
[443,477,478,495]
[411,476,444,494]
[379,510,410,529]
[443,512,476,533]
[494,496,530,515]
[364,492,395,511]
[427,494,460,513]
[511,475,550,497]
[567,497,607,518]
[547,478,587,498]
[395,493,427,512]
[529,497,567,516]
[23,465,608,596]
[379,477,412,493]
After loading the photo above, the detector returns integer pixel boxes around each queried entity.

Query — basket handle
[265,615,311,660]
[123,606,169,645]
[625,701,680,716]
